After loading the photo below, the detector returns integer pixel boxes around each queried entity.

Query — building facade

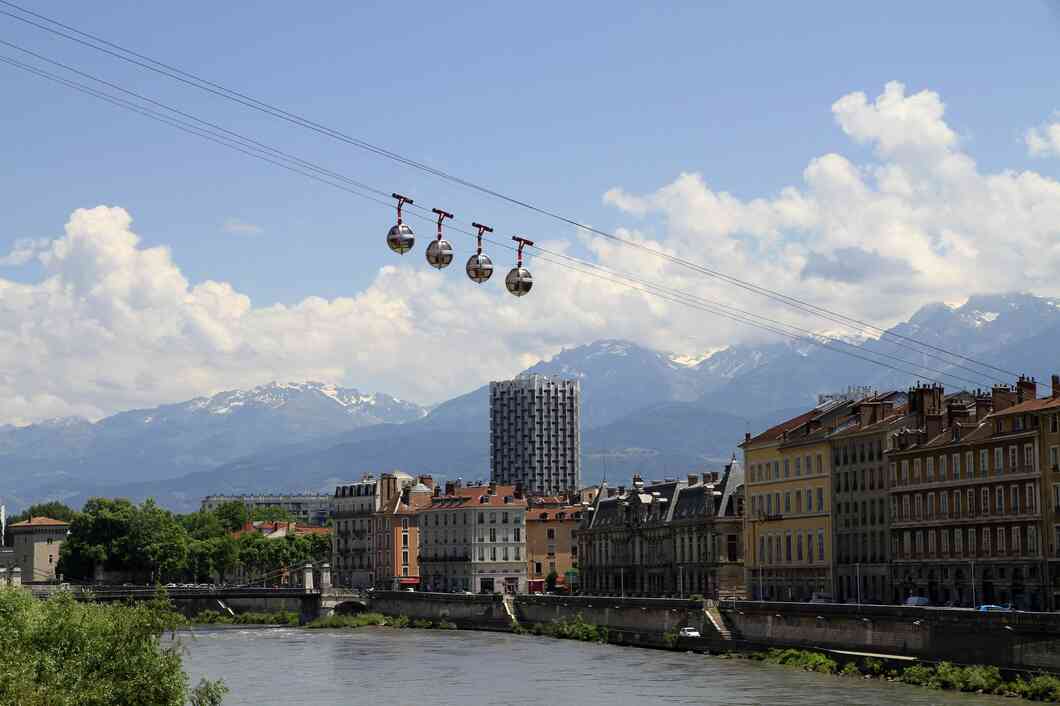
[490,375,581,496]
[373,474,433,590]
[889,379,1047,609]
[333,472,413,588]
[829,392,906,604]
[202,493,332,526]
[418,482,528,594]
[743,400,848,601]
[8,516,69,583]
[526,500,583,592]
[578,466,744,598]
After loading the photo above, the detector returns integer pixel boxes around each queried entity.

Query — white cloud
[0,237,50,266]
[222,218,263,235]
[6,82,1060,424]
[1026,116,1060,157]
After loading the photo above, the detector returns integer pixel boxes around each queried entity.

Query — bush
[306,612,387,629]
[840,662,862,678]
[862,657,884,677]
[388,614,410,628]
[762,648,837,674]
[412,618,434,629]
[899,664,935,687]
[0,587,226,706]
[526,614,609,643]
[192,609,298,626]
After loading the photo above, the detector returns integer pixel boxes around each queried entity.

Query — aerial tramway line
[385,193,533,296]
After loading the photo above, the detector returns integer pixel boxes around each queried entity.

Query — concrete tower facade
[490,375,581,496]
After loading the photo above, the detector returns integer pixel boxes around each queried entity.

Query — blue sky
[3,1,1060,422]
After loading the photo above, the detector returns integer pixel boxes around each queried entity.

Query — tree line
[10,498,330,585]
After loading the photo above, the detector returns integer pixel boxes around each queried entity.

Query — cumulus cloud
[0,237,50,266]
[6,82,1060,424]
[1026,117,1060,157]
[222,218,263,235]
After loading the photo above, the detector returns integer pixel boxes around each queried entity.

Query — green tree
[3,501,78,545]
[0,586,227,705]
[546,570,559,592]
[58,497,138,581]
[180,509,226,541]
[250,506,293,523]
[209,535,240,584]
[214,501,249,533]
[127,499,190,582]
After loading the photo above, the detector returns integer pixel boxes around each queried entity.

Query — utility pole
[971,559,977,607]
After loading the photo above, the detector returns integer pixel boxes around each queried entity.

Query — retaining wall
[514,595,703,647]
[368,591,511,630]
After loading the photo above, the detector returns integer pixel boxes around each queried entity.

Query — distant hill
[5,292,1060,513]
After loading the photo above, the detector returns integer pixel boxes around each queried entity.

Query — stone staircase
[704,603,736,640]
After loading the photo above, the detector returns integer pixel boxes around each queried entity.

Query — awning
[399,577,420,585]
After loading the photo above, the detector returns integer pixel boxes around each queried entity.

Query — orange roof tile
[9,516,69,528]
[992,396,1060,416]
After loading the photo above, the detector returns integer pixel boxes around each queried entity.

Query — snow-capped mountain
[7,292,1060,513]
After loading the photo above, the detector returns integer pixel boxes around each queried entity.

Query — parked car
[403,587,415,592]
[904,596,931,607]
[678,627,701,638]
[977,604,1012,612]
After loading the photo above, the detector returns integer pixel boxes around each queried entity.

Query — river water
[180,627,1025,706]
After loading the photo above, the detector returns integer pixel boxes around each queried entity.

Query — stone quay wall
[368,591,512,630]
[514,595,704,647]
[724,601,1060,673]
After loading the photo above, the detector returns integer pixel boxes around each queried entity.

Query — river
[180,627,1025,705]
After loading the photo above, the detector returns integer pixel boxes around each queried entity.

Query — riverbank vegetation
[304,612,458,630]
[750,648,1060,702]
[0,587,226,706]
[191,609,299,626]
[514,614,609,643]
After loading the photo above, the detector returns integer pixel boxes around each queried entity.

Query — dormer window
[995,419,1003,434]
[1016,416,1025,431]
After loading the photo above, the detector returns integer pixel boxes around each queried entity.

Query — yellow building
[743,400,851,601]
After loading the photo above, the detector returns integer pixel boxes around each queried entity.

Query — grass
[749,648,1060,702]
[515,614,610,644]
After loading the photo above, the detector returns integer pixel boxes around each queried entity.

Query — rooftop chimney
[418,475,435,490]
[1053,374,1060,399]
[992,385,1018,413]
[687,474,699,487]
[974,393,993,422]
[433,485,441,498]
[925,412,943,441]
[744,431,751,443]
[488,481,497,496]
[607,488,617,498]
[1017,375,1038,403]
[444,480,456,496]
[514,483,524,500]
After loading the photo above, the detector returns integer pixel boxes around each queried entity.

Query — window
[980,449,989,476]
[902,495,910,519]
[940,492,949,517]
[478,512,485,525]
[773,461,780,480]
[983,527,991,555]
[995,447,1005,473]
[996,487,1005,514]
[766,494,773,515]
[913,459,922,482]
[816,488,824,512]
[968,528,976,556]
[1052,414,1059,434]
[785,492,791,513]
[967,489,974,515]
[903,531,912,557]
[796,533,803,561]
[795,457,802,476]
[954,527,963,555]
[928,529,936,555]
[901,461,909,483]
[981,487,991,515]
[926,457,935,481]
[795,492,803,513]
[817,529,825,561]
[1008,446,1017,471]
[941,529,949,554]
[939,455,947,480]
[952,453,960,479]
[1051,446,1059,470]
[1011,486,1020,514]
[817,454,823,474]
[890,462,898,484]
[1025,443,1035,471]
[784,459,790,478]
[1029,526,1039,555]
[890,496,898,520]
[1026,484,1036,513]
[546,528,556,540]
[785,533,792,562]
[490,547,497,561]
[996,527,1006,554]
[402,550,409,565]
[966,452,974,478]
[915,494,923,519]
[1012,526,1021,555]
[489,527,496,542]
[514,527,521,542]
[927,492,935,519]
[490,512,496,524]
[515,547,521,561]
[915,531,924,555]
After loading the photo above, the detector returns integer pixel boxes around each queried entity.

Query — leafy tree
[58,497,138,581]
[180,509,226,541]
[250,506,293,523]
[3,501,78,545]
[209,535,240,584]
[0,586,226,705]
[214,501,249,533]
[546,570,559,592]
[127,499,190,582]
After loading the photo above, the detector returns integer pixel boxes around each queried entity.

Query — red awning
[398,577,420,585]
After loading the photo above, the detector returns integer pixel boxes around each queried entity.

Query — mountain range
[3,292,1059,514]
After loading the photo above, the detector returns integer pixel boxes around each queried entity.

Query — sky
[3,1,1060,424]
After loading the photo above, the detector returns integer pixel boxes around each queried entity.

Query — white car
[678,627,701,638]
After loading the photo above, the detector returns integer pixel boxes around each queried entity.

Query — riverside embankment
[363,592,1060,673]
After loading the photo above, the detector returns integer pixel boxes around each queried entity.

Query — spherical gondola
[505,266,533,296]
[466,222,495,284]
[386,193,415,254]
[426,208,455,269]
[466,252,494,283]
[506,236,534,297]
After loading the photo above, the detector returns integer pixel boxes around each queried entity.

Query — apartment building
[743,400,850,601]
[578,465,744,598]
[418,482,528,594]
[526,499,583,592]
[373,474,434,590]
[333,472,413,588]
[8,516,69,583]
[202,493,332,526]
[829,391,907,604]
[889,379,1046,609]
[490,375,581,496]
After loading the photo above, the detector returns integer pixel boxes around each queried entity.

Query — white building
[490,375,581,496]
[201,493,332,526]
[419,481,528,594]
